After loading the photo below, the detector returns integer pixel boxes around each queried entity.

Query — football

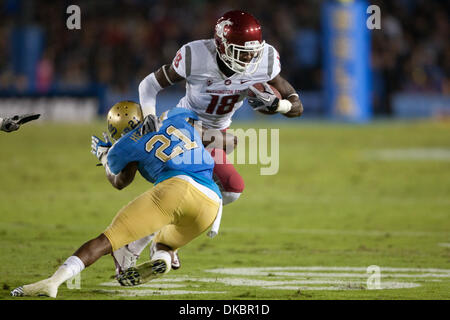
[247,83,282,99]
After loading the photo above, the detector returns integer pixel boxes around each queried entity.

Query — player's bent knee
[99,234,113,251]
[100,232,115,253]
[73,234,113,267]
[92,234,113,257]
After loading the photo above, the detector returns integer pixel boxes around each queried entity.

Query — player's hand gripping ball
[247,83,282,112]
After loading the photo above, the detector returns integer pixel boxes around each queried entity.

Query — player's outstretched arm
[139,64,185,117]
[268,75,304,118]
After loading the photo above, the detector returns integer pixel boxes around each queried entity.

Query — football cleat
[118,250,172,286]
[112,244,139,277]
[10,279,58,298]
[117,267,141,286]
[10,286,24,297]
[150,241,181,270]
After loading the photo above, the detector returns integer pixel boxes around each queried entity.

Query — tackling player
[10,101,223,297]
[128,9,304,268]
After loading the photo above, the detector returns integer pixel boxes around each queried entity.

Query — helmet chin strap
[216,51,238,77]
[229,60,247,74]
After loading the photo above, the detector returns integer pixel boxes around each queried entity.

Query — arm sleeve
[106,144,132,175]
[138,72,163,117]
[138,43,190,117]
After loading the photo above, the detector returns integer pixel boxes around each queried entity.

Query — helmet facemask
[218,40,265,74]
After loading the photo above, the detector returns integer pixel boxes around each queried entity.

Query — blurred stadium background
[0,0,448,121]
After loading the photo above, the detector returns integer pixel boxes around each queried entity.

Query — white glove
[140,114,160,136]
[247,83,293,114]
[0,114,40,132]
[0,117,20,132]
[91,132,112,166]
[247,83,280,112]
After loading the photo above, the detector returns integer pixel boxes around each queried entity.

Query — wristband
[104,162,115,176]
[276,99,292,114]
[162,65,174,85]
[100,152,109,167]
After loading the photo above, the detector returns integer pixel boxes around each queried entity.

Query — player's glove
[0,113,40,132]
[247,83,280,112]
[0,118,20,132]
[91,132,112,166]
[140,114,160,136]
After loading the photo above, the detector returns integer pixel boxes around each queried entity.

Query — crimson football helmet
[214,10,265,74]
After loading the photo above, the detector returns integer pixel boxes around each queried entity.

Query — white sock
[50,256,85,287]
[127,234,154,255]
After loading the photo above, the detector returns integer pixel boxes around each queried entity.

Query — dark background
[0,0,448,116]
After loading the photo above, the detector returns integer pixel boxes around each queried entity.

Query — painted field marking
[206,266,450,274]
[95,289,225,296]
[221,227,449,238]
[97,266,449,296]
[438,243,450,248]
[100,282,189,289]
[264,282,420,290]
[364,148,450,161]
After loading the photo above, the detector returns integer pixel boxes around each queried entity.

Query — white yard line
[96,289,226,296]
[97,265,449,296]
[364,148,450,161]
[206,266,450,273]
[221,227,450,238]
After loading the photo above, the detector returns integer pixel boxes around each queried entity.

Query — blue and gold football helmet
[107,101,143,141]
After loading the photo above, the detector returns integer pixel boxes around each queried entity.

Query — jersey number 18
[205,94,240,115]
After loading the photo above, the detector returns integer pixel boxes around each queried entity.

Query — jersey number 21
[145,125,199,162]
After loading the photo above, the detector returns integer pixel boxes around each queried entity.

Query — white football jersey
[172,39,281,129]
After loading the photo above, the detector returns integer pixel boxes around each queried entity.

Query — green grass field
[0,119,449,300]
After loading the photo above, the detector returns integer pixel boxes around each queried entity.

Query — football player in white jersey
[113,10,303,277]
[139,9,303,200]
